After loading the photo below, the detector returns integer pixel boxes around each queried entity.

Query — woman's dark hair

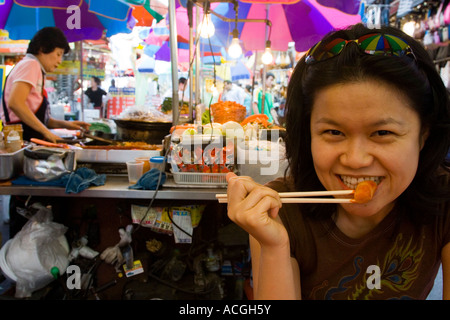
[27,27,70,55]
[179,77,187,85]
[284,23,450,223]
[92,76,101,86]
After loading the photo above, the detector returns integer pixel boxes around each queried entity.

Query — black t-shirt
[85,87,107,107]
[266,177,450,300]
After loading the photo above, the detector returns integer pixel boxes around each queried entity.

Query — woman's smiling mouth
[339,175,383,190]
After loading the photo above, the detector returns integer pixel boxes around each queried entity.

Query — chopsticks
[216,190,355,204]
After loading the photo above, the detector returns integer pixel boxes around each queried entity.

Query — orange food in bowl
[353,180,377,203]
[135,157,150,173]
[210,101,247,124]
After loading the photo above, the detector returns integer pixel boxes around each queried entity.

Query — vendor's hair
[284,23,450,223]
[27,27,70,55]
[92,76,101,85]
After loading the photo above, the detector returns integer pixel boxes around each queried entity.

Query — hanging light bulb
[228,29,242,59]
[198,12,215,38]
[261,40,273,65]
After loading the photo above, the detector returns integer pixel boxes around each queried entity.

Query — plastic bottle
[150,156,165,172]
[6,129,21,153]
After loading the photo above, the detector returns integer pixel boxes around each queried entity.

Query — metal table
[0,175,227,201]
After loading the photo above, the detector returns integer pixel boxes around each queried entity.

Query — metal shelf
[0,175,226,200]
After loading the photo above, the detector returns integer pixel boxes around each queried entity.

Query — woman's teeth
[340,175,382,190]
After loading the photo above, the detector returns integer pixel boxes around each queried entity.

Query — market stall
[4,0,440,302]
[0,98,289,298]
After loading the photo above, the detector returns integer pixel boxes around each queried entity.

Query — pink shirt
[1,54,45,124]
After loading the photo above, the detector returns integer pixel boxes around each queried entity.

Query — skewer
[216,190,355,204]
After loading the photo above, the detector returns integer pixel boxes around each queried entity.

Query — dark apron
[2,71,48,141]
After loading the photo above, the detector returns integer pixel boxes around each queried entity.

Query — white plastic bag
[2,203,69,298]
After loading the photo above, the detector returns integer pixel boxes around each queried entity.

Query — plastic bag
[23,147,76,182]
[3,203,69,298]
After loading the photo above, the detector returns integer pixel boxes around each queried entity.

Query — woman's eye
[325,129,343,136]
[374,130,392,136]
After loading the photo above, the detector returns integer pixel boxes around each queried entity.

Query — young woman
[226,23,450,300]
[1,27,90,143]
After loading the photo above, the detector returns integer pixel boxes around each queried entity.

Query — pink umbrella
[210,0,361,53]
[175,1,228,49]
[154,35,190,63]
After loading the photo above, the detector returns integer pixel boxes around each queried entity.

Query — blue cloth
[128,168,166,190]
[62,168,106,194]
[12,175,67,187]
[12,168,106,194]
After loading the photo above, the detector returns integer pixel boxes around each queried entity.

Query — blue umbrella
[230,60,252,81]
[0,0,135,42]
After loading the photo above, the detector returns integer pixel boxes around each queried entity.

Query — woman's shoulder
[9,57,41,83]
[15,56,40,70]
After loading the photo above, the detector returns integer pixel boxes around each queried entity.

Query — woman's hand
[226,172,289,248]
[42,130,64,144]
[64,120,91,131]
[47,118,91,132]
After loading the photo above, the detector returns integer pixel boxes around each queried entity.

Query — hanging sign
[49,60,105,80]
[0,30,28,54]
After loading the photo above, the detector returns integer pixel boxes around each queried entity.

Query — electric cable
[132,5,207,233]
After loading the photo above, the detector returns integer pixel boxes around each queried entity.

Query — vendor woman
[0,27,90,143]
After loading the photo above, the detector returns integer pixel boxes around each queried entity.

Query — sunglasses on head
[305,33,416,64]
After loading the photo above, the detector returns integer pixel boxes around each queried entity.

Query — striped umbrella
[358,33,411,56]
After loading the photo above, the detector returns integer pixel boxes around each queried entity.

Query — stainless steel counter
[0,175,227,200]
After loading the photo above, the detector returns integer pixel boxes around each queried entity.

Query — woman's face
[310,80,427,220]
[37,47,65,73]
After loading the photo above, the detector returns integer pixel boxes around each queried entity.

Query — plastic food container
[135,157,150,173]
[171,171,227,186]
[3,124,23,144]
[150,156,166,172]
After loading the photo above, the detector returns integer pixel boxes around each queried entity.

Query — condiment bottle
[6,129,22,152]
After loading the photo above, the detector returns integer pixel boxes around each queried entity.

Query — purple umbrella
[0,0,135,42]
[210,0,361,52]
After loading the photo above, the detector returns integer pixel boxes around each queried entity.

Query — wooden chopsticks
[216,190,355,204]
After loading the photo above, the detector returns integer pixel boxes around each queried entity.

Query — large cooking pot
[114,119,172,144]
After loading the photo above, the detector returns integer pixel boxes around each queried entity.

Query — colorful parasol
[0,0,135,42]
[358,33,411,55]
[208,0,361,52]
